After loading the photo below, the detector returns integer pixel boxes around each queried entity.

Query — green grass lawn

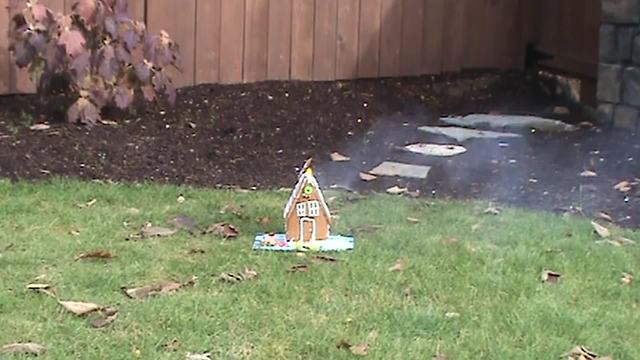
[0,180,638,359]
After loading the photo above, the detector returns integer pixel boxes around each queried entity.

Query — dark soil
[1,70,638,228]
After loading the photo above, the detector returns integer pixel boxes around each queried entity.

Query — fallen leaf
[218,268,258,284]
[311,255,340,264]
[288,264,310,273]
[597,237,637,247]
[69,229,81,236]
[350,344,369,356]
[388,259,407,272]
[406,217,420,223]
[594,212,613,223]
[221,202,244,217]
[75,250,115,261]
[162,338,181,352]
[1,342,47,355]
[359,172,377,182]
[89,307,118,328]
[203,223,239,238]
[580,170,597,177]
[177,195,186,203]
[256,216,272,226]
[76,198,97,208]
[483,205,501,215]
[386,186,408,195]
[124,277,197,299]
[591,221,610,238]
[622,272,633,285]
[330,152,351,162]
[26,283,58,298]
[142,226,177,238]
[59,300,103,316]
[614,180,633,193]
[186,352,212,360]
[98,118,118,126]
[29,123,51,131]
[541,269,562,284]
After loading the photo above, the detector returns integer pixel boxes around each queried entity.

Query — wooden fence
[0,0,599,94]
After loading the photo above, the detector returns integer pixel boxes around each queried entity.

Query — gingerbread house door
[300,217,316,241]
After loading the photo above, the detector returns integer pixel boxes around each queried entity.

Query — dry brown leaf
[541,269,562,284]
[1,342,47,355]
[359,172,378,182]
[256,216,272,226]
[124,277,197,299]
[75,250,115,261]
[311,255,340,264]
[330,152,351,162]
[142,226,177,238]
[288,263,310,273]
[388,259,407,272]
[204,223,239,238]
[76,198,97,208]
[386,186,408,195]
[26,283,58,298]
[406,217,420,223]
[622,272,633,285]
[221,202,244,217]
[69,229,81,236]
[59,300,103,316]
[565,345,600,360]
[162,338,181,352]
[594,212,613,223]
[89,307,118,328]
[580,170,597,177]
[350,343,369,356]
[591,221,611,238]
[218,268,258,284]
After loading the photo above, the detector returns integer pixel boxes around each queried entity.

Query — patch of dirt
[0,70,638,228]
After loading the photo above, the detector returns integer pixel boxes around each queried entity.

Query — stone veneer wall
[598,0,640,130]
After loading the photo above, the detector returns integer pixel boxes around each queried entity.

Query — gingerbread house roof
[283,169,331,220]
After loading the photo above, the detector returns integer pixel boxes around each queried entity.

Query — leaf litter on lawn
[1,342,47,356]
[541,269,562,284]
[203,223,239,238]
[169,215,200,234]
[336,339,369,356]
[26,283,58,298]
[123,276,198,299]
[89,307,119,328]
[388,258,407,272]
[74,250,115,261]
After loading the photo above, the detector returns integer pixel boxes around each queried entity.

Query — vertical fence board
[148,0,196,87]
[313,0,338,80]
[422,0,444,74]
[462,0,487,68]
[196,0,221,84]
[244,0,269,82]
[441,0,465,72]
[358,0,381,78]
[0,0,10,93]
[379,0,402,76]
[268,0,292,80]
[400,0,423,75]
[336,0,360,79]
[498,0,522,69]
[220,0,246,83]
[291,0,314,80]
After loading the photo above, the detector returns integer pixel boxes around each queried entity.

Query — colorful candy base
[253,233,355,252]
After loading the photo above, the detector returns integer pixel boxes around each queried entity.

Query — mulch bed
[1,70,638,228]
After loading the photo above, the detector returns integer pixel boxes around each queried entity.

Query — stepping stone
[369,161,431,179]
[419,126,522,142]
[440,114,576,132]
[402,143,467,157]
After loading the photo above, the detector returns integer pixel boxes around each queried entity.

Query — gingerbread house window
[308,201,320,217]
[296,203,307,217]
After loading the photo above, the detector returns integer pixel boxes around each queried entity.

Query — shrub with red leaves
[8,0,180,125]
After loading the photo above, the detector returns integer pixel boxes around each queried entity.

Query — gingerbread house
[283,160,331,242]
